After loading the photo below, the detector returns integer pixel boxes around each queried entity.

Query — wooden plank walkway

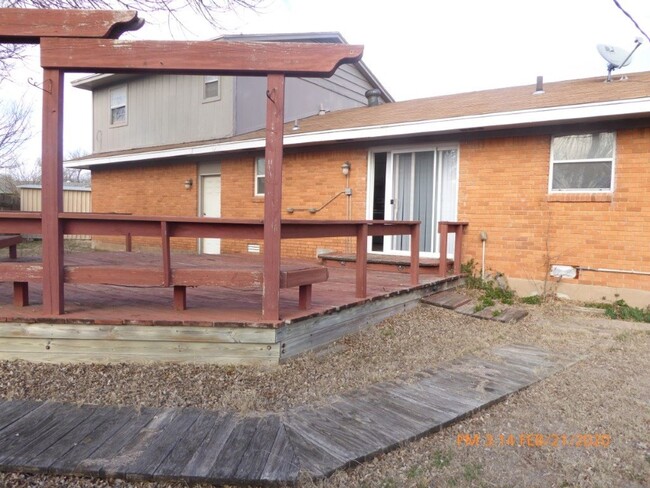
[0,344,576,485]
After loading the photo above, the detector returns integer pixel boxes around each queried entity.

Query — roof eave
[65,97,650,169]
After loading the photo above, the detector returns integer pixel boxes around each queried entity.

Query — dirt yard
[0,298,648,487]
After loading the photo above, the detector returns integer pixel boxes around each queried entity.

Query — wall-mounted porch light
[184,178,193,190]
[341,161,351,176]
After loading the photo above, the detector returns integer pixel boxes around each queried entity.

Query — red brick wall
[458,128,650,292]
[92,163,198,252]
[90,127,650,296]
[220,148,368,259]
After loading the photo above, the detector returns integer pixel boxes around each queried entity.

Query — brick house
[69,70,650,306]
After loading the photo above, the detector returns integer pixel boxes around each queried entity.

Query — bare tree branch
[0,99,31,170]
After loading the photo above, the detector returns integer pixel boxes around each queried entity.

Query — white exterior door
[201,175,221,254]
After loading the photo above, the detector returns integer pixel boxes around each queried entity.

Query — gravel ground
[0,299,648,487]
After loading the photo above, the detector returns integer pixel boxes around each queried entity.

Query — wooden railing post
[161,221,171,287]
[438,222,449,277]
[355,223,368,298]
[453,224,465,275]
[41,68,65,315]
[125,232,132,252]
[410,223,420,285]
[262,74,285,321]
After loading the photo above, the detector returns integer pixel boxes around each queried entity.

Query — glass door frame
[366,143,459,258]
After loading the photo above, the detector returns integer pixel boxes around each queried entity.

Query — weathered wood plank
[1,404,97,471]
[0,350,278,367]
[118,409,201,480]
[0,322,276,344]
[154,411,221,478]
[26,405,126,472]
[330,395,423,442]
[50,407,146,475]
[41,38,363,77]
[233,415,281,481]
[260,423,301,484]
[421,290,472,309]
[180,412,238,479]
[0,399,43,432]
[206,417,261,482]
[0,402,70,457]
[286,407,384,460]
[0,337,279,361]
[277,284,447,360]
[0,9,142,43]
[76,408,158,476]
[283,420,347,478]
[367,384,457,425]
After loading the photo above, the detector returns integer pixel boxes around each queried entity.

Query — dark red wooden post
[262,74,285,321]
[453,224,465,275]
[161,221,171,286]
[41,68,65,315]
[438,222,449,278]
[410,223,420,285]
[355,223,368,298]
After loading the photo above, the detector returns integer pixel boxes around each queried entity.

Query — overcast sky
[5,0,650,166]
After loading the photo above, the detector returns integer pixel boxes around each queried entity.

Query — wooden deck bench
[0,235,27,307]
[0,235,22,259]
[1,254,329,314]
[170,265,329,312]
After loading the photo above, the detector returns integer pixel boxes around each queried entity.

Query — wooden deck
[0,251,460,364]
[0,344,577,485]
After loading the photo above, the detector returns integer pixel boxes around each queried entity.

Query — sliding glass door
[370,147,458,257]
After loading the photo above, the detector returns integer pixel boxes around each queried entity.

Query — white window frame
[548,132,616,194]
[109,85,127,127]
[254,156,265,196]
[203,75,221,102]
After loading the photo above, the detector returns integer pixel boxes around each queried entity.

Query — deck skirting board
[277,278,458,360]
[0,324,279,365]
[0,278,460,365]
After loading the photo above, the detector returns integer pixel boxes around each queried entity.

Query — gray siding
[92,75,235,153]
[234,64,374,135]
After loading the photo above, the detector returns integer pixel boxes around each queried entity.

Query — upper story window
[549,132,615,192]
[203,75,221,101]
[255,157,265,196]
[109,85,127,126]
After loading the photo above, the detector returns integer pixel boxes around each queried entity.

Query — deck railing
[0,212,465,318]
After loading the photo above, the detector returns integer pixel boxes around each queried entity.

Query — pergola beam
[40,38,363,77]
[0,8,142,43]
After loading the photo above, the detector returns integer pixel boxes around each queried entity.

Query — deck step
[319,252,451,276]
[421,290,471,309]
[422,291,528,323]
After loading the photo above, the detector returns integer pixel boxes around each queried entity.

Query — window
[109,85,127,126]
[203,75,220,100]
[255,157,265,196]
[550,132,615,192]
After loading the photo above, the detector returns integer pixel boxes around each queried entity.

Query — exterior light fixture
[184,178,193,190]
[341,161,351,176]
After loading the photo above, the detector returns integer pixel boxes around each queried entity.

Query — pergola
[0,8,429,321]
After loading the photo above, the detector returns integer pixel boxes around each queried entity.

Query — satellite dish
[597,38,644,82]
